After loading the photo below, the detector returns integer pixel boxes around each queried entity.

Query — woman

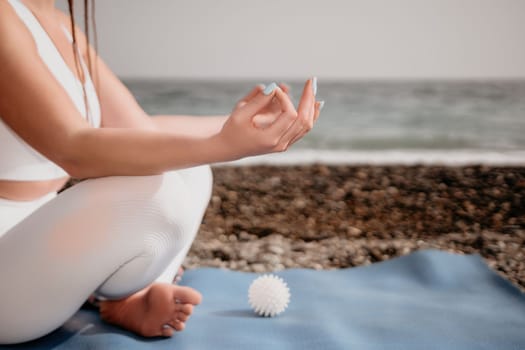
[0,0,322,344]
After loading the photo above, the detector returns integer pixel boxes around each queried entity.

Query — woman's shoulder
[0,0,39,56]
[0,0,14,16]
[0,3,88,64]
[0,0,21,31]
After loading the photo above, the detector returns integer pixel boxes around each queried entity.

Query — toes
[161,325,175,337]
[176,311,189,322]
[170,319,185,332]
[174,286,202,305]
[177,303,194,315]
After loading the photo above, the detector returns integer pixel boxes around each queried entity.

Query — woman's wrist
[205,131,239,163]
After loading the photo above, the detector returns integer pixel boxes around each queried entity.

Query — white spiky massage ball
[248,274,291,317]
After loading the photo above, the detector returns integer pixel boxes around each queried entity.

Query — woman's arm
[65,128,223,178]
[151,115,228,138]
[1,5,320,180]
[70,82,317,178]
[0,9,318,179]
[150,84,291,138]
[0,10,214,177]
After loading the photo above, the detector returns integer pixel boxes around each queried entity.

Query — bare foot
[99,283,202,337]
[86,267,185,310]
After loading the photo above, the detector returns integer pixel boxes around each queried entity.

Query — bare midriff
[0,177,69,201]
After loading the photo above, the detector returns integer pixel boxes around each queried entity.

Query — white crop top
[0,0,101,181]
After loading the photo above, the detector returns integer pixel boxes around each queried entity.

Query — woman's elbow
[52,141,97,179]
[55,129,101,179]
[61,158,89,179]
[54,151,89,179]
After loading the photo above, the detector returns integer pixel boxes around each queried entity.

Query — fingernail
[318,100,325,110]
[257,83,266,90]
[263,82,277,95]
[312,77,318,96]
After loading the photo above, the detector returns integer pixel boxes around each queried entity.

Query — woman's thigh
[0,166,212,344]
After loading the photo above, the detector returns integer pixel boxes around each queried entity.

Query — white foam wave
[215,149,525,166]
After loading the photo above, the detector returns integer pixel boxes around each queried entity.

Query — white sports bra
[0,0,101,181]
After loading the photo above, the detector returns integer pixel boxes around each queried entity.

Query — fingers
[252,113,277,129]
[297,78,316,128]
[237,84,265,108]
[225,78,320,158]
[236,84,279,118]
[270,78,315,149]
[266,87,299,139]
[274,85,296,113]
[245,82,286,104]
[313,101,322,122]
[278,82,290,95]
[289,101,321,145]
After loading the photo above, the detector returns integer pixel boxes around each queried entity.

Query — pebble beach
[184,165,525,292]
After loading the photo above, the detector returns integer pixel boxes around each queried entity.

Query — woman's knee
[172,164,213,211]
[59,166,212,249]
[66,165,212,208]
[94,167,213,297]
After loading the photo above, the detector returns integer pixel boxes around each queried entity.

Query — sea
[125,79,525,166]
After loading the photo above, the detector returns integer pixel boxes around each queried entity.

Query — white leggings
[0,165,213,344]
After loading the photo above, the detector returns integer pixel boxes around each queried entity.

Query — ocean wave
[216,149,525,166]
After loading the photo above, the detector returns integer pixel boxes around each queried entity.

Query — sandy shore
[184,165,525,292]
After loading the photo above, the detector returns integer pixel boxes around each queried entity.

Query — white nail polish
[263,82,278,95]
[319,100,325,110]
[312,77,318,96]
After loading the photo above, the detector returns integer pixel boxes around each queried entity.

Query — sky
[57,0,525,80]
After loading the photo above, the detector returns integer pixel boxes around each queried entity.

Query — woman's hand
[215,78,321,161]
[234,83,290,129]
[251,83,291,129]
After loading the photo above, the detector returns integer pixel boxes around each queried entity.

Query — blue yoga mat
[3,250,525,350]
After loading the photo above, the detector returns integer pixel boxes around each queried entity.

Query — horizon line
[120,76,525,83]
